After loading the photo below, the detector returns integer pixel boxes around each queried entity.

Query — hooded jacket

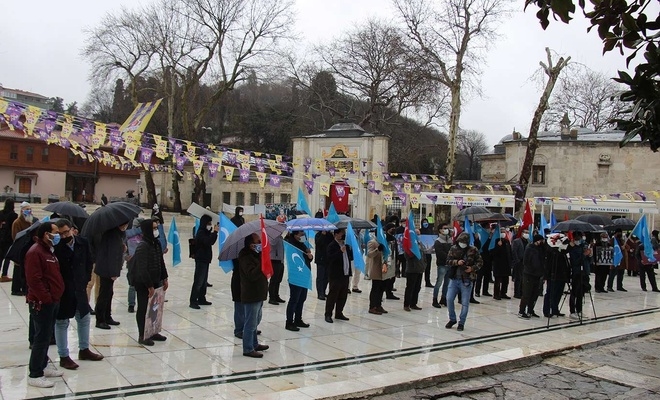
[238,246,268,303]
[194,214,218,263]
[523,242,545,277]
[129,219,168,289]
[231,207,245,227]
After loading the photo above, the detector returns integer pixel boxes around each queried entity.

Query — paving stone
[501,380,569,400]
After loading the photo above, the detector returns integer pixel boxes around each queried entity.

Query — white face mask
[522,233,529,240]
[601,238,609,242]
[298,235,306,243]
[207,225,213,231]
[458,242,467,249]
[500,233,506,239]
[582,237,586,241]
[153,229,160,238]
[238,212,243,216]
[442,229,449,235]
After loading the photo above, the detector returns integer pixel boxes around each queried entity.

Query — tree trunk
[172,173,182,212]
[167,69,182,212]
[145,169,157,207]
[516,49,570,211]
[445,85,462,184]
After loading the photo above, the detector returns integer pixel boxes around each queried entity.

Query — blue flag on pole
[540,214,548,238]
[464,216,474,246]
[474,224,490,252]
[346,222,365,273]
[406,210,422,259]
[375,215,390,260]
[218,213,237,273]
[167,217,181,267]
[550,213,558,231]
[326,202,340,224]
[613,237,623,267]
[284,242,313,290]
[363,229,371,255]
[632,215,656,262]
[488,223,500,251]
[193,218,200,236]
[296,187,312,216]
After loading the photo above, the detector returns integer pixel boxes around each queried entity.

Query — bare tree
[80,87,114,123]
[394,0,510,184]
[543,67,625,132]
[517,48,570,209]
[457,129,488,180]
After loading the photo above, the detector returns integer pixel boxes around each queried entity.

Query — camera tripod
[546,272,597,328]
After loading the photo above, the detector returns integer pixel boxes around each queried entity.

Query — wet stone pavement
[366,331,660,400]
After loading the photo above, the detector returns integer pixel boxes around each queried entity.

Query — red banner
[260,215,273,278]
[330,183,350,213]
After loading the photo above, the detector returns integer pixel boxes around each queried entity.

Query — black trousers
[269,260,285,300]
[493,276,509,299]
[475,263,491,294]
[369,279,385,309]
[11,262,26,294]
[640,265,659,291]
[0,241,11,276]
[594,264,610,291]
[325,276,349,317]
[424,254,433,284]
[569,274,586,314]
[607,268,625,290]
[190,260,209,305]
[513,263,523,297]
[95,276,115,324]
[135,285,149,339]
[519,274,541,314]
[404,272,422,307]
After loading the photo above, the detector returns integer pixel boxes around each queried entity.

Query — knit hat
[533,234,544,243]
[384,223,396,231]
[20,201,30,209]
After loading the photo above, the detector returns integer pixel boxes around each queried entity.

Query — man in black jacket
[91,223,128,329]
[190,214,218,309]
[518,234,545,319]
[325,229,352,323]
[542,234,571,318]
[432,222,453,308]
[54,219,103,370]
[315,230,331,300]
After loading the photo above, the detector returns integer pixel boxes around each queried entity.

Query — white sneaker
[28,376,54,388]
[44,365,64,377]
[569,313,579,320]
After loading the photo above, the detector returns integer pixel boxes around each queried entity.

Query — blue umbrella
[286,218,337,232]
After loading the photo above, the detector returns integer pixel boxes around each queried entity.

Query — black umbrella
[452,206,492,221]
[552,220,598,233]
[575,214,612,227]
[604,218,636,231]
[476,213,512,223]
[334,215,377,230]
[44,201,90,218]
[4,221,42,263]
[81,202,141,237]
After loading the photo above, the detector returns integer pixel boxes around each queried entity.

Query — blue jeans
[55,311,91,357]
[29,302,58,378]
[127,284,136,307]
[446,278,473,325]
[286,284,308,323]
[242,301,263,354]
[433,265,450,302]
[233,301,244,336]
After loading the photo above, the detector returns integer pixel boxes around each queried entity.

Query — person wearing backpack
[0,199,18,282]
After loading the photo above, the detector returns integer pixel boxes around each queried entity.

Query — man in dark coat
[0,198,17,282]
[490,227,512,300]
[238,233,269,358]
[54,219,103,370]
[518,234,546,319]
[511,229,529,298]
[542,234,571,318]
[230,207,246,337]
[325,229,352,323]
[190,214,218,309]
[315,230,331,300]
[91,223,128,329]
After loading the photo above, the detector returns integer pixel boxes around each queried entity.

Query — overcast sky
[0,0,631,148]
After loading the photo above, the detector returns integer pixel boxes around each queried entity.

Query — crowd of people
[1,198,659,385]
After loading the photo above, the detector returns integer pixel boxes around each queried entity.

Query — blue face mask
[22,210,31,218]
[253,244,262,253]
[50,233,61,246]
[422,223,429,228]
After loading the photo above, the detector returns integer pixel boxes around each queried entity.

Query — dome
[498,134,513,144]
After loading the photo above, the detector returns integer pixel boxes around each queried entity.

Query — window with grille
[532,165,546,185]
[280,193,291,203]
[10,145,18,160]
[265,193,274,204]
[222,192,231,205]
[42,148,49,162]
[250,192,258,206]
[235,192,245,205]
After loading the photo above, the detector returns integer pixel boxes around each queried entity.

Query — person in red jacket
[25,222,65,388]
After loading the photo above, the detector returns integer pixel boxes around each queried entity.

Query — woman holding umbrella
[128,219,169,346]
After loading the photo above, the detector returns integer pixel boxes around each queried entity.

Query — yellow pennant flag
[383,191,393,205]
[61,115,74,138]
[651,191,660,199]
[320,182,330,197]
[268,159,278,171]
[504,185,513,194]
[237,153,250,164]
[0,99,8,113]
[119,99,162,134]
[87,153,95,163]
[24,106,42,136]
[224,166,235,181]
[256,172,267,188]
[485,185,494,193]
[124,143,138,160]
[410,193,421,209]
[315,159,323,171]
[403,183,412,194]
[275,154,282,162]
[185,171,193,181]
[69,140,80,149]
[339,169,348,179]
[193,159,204,175]
[410,174,417,181]
[155,136,168,159]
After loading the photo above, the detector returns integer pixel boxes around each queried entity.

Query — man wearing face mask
[420,218,434,287]
[607,229,627,292]
[10,201,38,296]
[53,219,103,370]
[490,228,512,300]
[325,229,352,323]
[445,233,483,331]
[284,231,313,330]
[518,234,546,319]
[593,232,613,293]
[190,215,218,309]
[511,229,530,299]
[25,222,65,388]
[432,223,453,308]
[91,222,129,329]
[239,233,269,358]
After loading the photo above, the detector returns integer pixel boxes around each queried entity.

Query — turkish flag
[519,200,534,237]
[452,220,462,243]
[403,219,412,255]
[260,215,273,278]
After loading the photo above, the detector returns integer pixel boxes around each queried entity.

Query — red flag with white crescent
[260,214,273,278]
[403,219,412,256]
[519,200,534,238]
[452,220,462,243]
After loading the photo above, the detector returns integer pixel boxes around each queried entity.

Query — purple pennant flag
[590,197,598,204]
[399,193,407,207]
[227,152,236,164]
[208,163,219,178]
[110,138,122,154]
[168,137,176,148]
[635,191,647,201]
[609,193,621,199]
[492,184,500,190]
[377,161,385,167]
[173,143,183,154]
[328,167,335,177]
[60,138,70,149]
[175,155,186,170]
[401,174,410,182]
[280,161,288,171]
[257,164,265,172]
[367,180,375,191]
[255,158,263,167]
[382,173,390,181]
[6,103,23,130]
[304,180,314,194]
[484,197,492,203]
[269,175,281,187]
[109,126,120,139]
[80,121,93,141]
[421,175,429,183]
[393,182,402,193]
[38,129,49,141]
[413,183,422,193]
[426,195,438,203]
[304,163,310,173]
[305,157,311,166]
[374,189,381,195]
[140,147,154,164]
[239,169,250,183]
